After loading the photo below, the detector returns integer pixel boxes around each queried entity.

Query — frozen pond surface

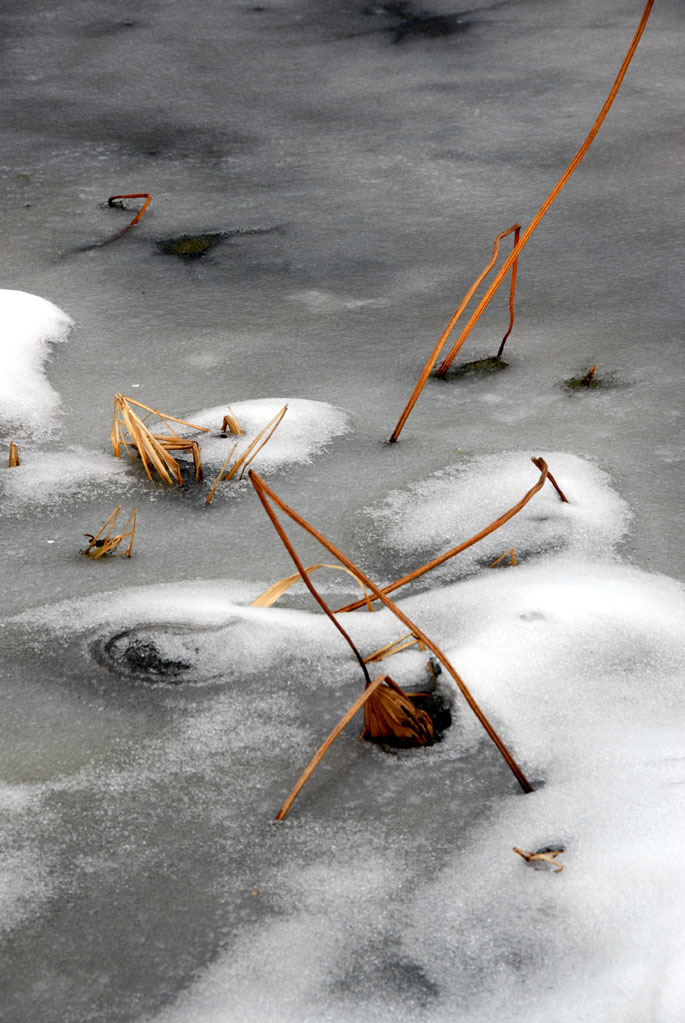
[1,0,684,1021]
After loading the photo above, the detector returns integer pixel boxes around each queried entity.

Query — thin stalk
[250,474,372,687]
[389,224,520,443]
[434,0,654,378]
[275,675,386,821]
[335,456,564,614]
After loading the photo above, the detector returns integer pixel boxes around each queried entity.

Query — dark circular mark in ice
[92,625,201,684]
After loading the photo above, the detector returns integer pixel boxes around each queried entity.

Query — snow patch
[187,397,350,472]
[0,290,73,440]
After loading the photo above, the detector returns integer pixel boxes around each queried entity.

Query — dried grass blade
[84,506,121,557]
[205,442,238,506]
[250,471,534,793]
[226,404,288,483]
[119,507,136,558]
[489,548,516,568]
[275,675,386,821]
[124,405,183,485]
[336,456,563,613]
[120,396,209,435]
[363,632,421,664]
[389,223,520,443]
[431,0,654,380]
[252,563,374,610]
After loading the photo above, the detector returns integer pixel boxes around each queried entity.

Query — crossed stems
[249,470,533,795]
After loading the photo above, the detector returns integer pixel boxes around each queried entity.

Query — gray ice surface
[1,1,683,1021]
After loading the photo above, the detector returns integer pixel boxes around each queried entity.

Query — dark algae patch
[157,233,228,259]
[157,225,284,260]
[440,356,509,378]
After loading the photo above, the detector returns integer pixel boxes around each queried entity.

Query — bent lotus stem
[389,223,520,443]
[249,471,534,794]
[107,193,152,235]
[335,456,566,614]
[390,0,655,439]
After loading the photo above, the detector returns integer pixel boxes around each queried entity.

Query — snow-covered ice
[0,290,73,440]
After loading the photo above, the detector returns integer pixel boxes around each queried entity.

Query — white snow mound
[186,397,350,472]
[0,290,73,439]
[368,451,630,572]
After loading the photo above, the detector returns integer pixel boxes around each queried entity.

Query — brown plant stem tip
[107,193,152,235]
[8,442,20,467]
[249,470,534,807]
[82,505,136,559]
[336,456,567,615]
[389,0,655,442]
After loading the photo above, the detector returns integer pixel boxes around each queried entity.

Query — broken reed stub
[8,442,20,467]
[82,505,136,559]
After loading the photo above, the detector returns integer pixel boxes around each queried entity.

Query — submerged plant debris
[441,355,509,378]
[565,365,610,389]
[156,233,228,259]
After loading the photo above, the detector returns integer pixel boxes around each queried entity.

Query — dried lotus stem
[390,0,655,438]
[336,456,565,614]
[389,223,520,443]
[433,0,654,377]
[8,442,20,467]
[252,563,374,611]
[275,675,386,821]
[221,408,243,435]
[250,471,533,794]
[107,193,152,235]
